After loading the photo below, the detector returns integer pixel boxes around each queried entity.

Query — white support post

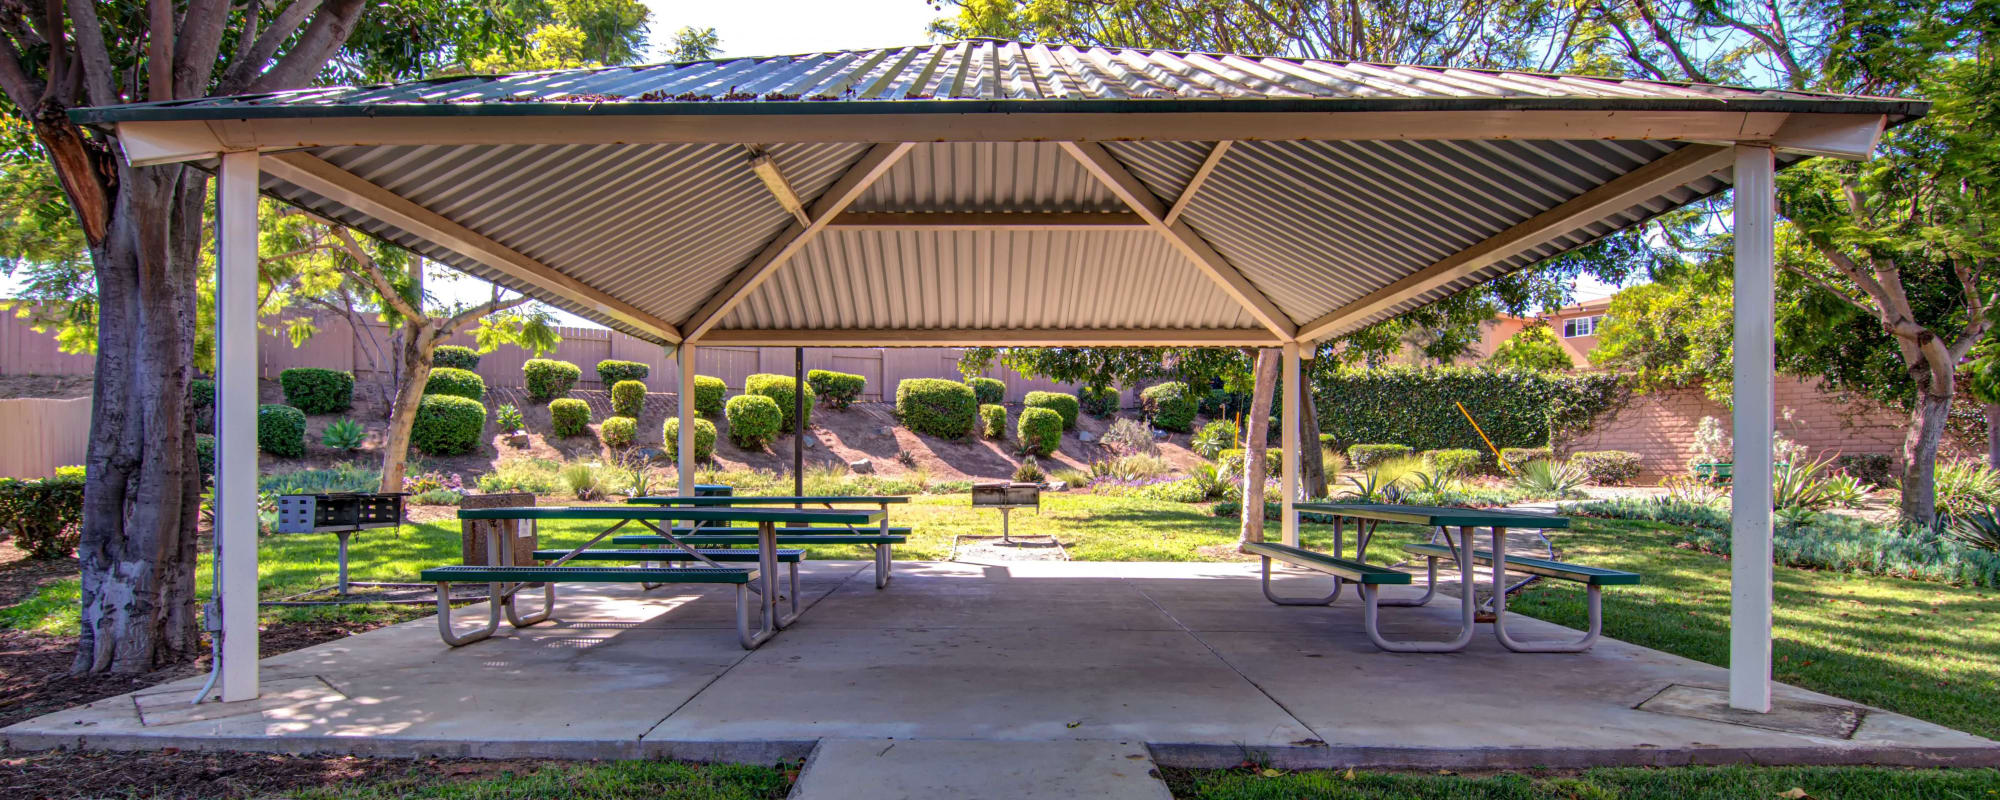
[215,151,260,702]
[1281,342,1302,547]
[677,343,697,495]
[1730,145,1776,713]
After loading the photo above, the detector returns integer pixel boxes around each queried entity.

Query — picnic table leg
[875,503,893,589]
[1360,524,1475,652]
[761,520,798,630]
[435,581,501,646]
[493,522,555,629]
[1490,525,1601,652]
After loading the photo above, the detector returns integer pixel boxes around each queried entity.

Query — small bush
[321,418,367,451]
[1024,391,1080,430]
[1102,417,1158,457]
[524,359,582,401]
[1080,385,1119,418]
[191,378,215,410]
[967,377,1005,405]
[423,367,486,401]
[548,398,591,437]
[1500,447,1553,474]
[411,488,463,506]
[1193,419,1239,460]
[611,380,647,417]
[595,359,649,386]
[496,403,525,431]
[277,368,353,414]
[1571,450,1643,484]
[432,345,481,371]
[692,375,726,416]
[600,415,637,448]
[895,379,977,438]
[0,474,84,558]
[745,373,814,432]
[409,395,485,455]
[1424,448,1485,477]
[1346,443,1412,469]
[726,394,783,448]
[257,404,307,457]
[195,434,215,480]
[979,404,1007,439]
[664,417,717,463]
[808,369,867,409]
[1014,455,1044,483]
[1018,407,1063,455]
[1140,382,1197,433]
[1838,453,1895,487]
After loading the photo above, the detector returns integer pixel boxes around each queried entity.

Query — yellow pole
[1456,401,1515,476]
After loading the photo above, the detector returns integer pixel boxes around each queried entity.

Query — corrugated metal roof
[77,39,1921,123]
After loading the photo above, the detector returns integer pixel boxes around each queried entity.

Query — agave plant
[1934,459,2000,520]
[1510,459,1588,498]
[1661,474,1725,506]
[1339,456,1425,502]
[1946,507,2000,552]
[1773,453,1842,512]
[1819,472,1869,509]
[1184,462,1232,501]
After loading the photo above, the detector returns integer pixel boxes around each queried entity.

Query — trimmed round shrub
[256,404,306,457]
[424,367,486,401]
[1571,450,1642,484]
[692,375,727,417]
[1017,407,1063,456]
[548,398,591,437]
[664,416,717,463]
[191,378,215,411]
[611,379,647,417]
[1500,447,1553,474]
[1347,443,1413,469]
[411,394,486,455]
[600,415,638,449]
[596,359,650,386]
[524,359,582,401]
[895,379,976,438]
[1080,385,1119,418]
[194,433,216,480]
[0,474,84,559]
[278,368,353,414]
[979,403,1007,439]
[432,345,481,371]
[967,377,1005,406]
[1424,448,1486,477]
[807,369,867,409]
[1023,391,1079,431]
[744,373,814,432]
[726,394,783,448]
[1139,382,1196,433]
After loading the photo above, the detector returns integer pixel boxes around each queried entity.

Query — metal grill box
[276,492,408,534]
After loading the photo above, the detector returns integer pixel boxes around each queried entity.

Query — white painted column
[215,151,260,702]
[1730,145,1776,713]
[677,343,697,495]
[1281,341,1301,547]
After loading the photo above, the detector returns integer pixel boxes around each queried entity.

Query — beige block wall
[1564,376,1909,480]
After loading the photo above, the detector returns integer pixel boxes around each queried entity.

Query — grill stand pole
[336,531,352,595]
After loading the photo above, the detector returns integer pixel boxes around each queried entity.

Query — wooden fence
[0,397,90,477]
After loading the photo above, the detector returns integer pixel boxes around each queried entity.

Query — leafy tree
[1590,272,1736,401]
[663,26,722,60]
[1489,324,1573,373]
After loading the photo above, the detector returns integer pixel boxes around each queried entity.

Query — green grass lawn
[295,760,789,800]
[1166,764,2000,799]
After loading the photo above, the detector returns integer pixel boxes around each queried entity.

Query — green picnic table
[624,496,910,586]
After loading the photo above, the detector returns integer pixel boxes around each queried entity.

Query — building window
[1562,315,1603,338]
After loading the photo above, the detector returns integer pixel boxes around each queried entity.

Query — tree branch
[218,0,319,95]
[0,38,46,110]
[246,0,364,93]
[172,0,232,98]
[1630,0,1709,82]
[62,0,117,106]
[440,293,531,338]
[147,0,173,101]
[331,227,425,322]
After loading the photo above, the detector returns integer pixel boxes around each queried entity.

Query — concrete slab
[793,739,1172,800]
[1639,684,1864,739]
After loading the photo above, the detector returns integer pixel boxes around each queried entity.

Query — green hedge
[693,375,726,417]
[1314,367,1621,452]
[195,434,215,480]
[412,395,486,455]
[424,367,486,401]
[1501,447,1552,474]
[524,359,582,401]
[664,417,717,463]
[548,398,591,437]
[1023,391,1079,430]
[1571,450,1642,484]
[1346,443,1411,468]
[745,374,814,432]
[278,368,353,414]
[600,415,637,448]
[1140,382,1197,433]
[0,474,84,558]
[968,377,1005,405]
[432,345,480,371]
[257,404,307,457]
[191,378,215,411]
[808,369,866,409]
[979,403,1007,439]
[726,394,782,448]
[1017,407,1063,455]
[895,379,976,438]
[1424,448,1485,477]
[1080,385,1119,418]
[596,359,649,386]
[611,380,647,417]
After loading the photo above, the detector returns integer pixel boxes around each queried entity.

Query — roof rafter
[1164,141,1231,227]
[1295,143,1737,343]
[695,327,1282,347]
[261,152,685,343]
[1061,140,1297,341]
[680,141,916,342]
[825,211,1149,230]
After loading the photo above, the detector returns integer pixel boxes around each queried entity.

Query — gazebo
[82,39,1920,712]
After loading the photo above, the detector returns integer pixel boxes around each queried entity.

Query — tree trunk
[1297,387,1327,499]
[1238,348,1279,546]
[1900,380,1951,526]
[73,161,207,674]
[1986,403,2000,471]
[378,324,437,493]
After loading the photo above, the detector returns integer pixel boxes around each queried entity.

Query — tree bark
[377,322,437,493]
[1986,403,2000,471]
[1238,348,1279,546]
[1297,387,1327,499]
[1901,376,1952,525]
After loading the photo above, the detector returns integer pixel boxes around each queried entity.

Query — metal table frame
[628,495,907,588]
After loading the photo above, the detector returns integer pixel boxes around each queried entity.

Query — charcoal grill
[971,482,1040,543]
[274,492,411,600]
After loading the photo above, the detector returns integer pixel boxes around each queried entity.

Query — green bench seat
[613,531,907,545]
[1401,543,1641,586]
[532,548,803,563]
[419,563,772,650]
[1243,541,1410,585]
[420,564,755,584]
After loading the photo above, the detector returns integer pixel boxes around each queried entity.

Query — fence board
[0,397,90,478]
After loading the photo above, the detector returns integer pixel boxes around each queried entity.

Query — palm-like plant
[1946,506,2000,552]
[1773,453,1842,512]
[1510,459,1588,498]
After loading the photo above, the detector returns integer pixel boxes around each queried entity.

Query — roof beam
[681,141,915,341]
[1164,140,1231,227]
[1295,143,1737,343]
[694,327,1282,347]
[745,147,813,227]
[825,211,1149,230]
[261,152,684,343]
[1061,140,1296,341]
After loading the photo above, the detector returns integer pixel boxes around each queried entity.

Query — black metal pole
[794,346,805,505]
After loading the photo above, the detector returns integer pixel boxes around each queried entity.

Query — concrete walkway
[6,560,1996,777]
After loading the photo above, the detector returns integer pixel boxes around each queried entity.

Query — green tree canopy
[1489,324,1573,373]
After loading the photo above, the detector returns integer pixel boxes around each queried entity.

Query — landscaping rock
[1049,479,1068,492]
[849,458,872,473]
[876,426,895,436]
[633,446,667,463]
[1079,431,1096,443]
[503,431,530,448]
